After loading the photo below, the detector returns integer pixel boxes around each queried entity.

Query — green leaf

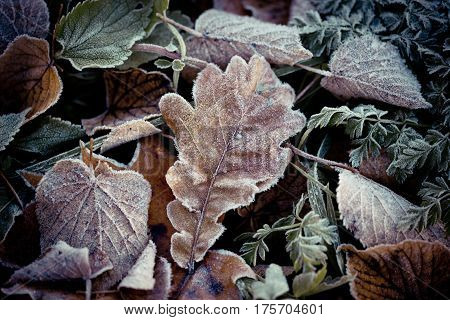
[146,0,170,34]
[11,117,85,155]
[120,11,192,69]
[55,0,153,70]
[154,58,172,69]
[0,110,28,152]
[293,265,352,298]
[171,59,185,72]
[251,264,289,300]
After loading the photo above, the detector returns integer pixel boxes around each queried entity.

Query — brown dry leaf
[80,141,130,171]
[0,202,40,267]
[321,34,431,109]
[160,55,306,269]
[119,240,172,299]
[2,284,84,300]
[5,241,112,286]
[82,69,173,135]
[177,250,256,299]
[130,136,176,260]
[340,240,450,299]
[18,170,44,190]
[337,170,449,247]
[35,158,151,289]
[186,9,312,68]
[100,120,161,153]
[0,35,62,121]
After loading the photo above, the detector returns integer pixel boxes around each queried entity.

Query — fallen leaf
[358,150,396,187]
[36,158,151,289]
[5,241,112,285]
[213,0,313,24]
[186,9,312,68]
[251,264,289,299]
[321,34,431,109]
[131,136,176,260]
[160,55,306,269]
[55,0,152,70]
[0,202,40,267]
[100,120,161,153]
[177,250,256,299]
[17,170,43,190]
[119,240,172,299]
[0,110,28,151]
[337,170,449,247]
[0,0,49,52]
[340,240,450,299]
[82,69,173,135]
[12,116,85,155]
[0,35,63,121]
[2,284,84,300]
[80,141,130,171]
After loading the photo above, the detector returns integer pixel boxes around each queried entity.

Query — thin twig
[296,74,321,102]
[287,143,359,174]
[0,170,24,210]
[156,13,203,38]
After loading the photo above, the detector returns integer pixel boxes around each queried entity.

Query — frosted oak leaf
[160,55,306,270]
[35,158,151,289]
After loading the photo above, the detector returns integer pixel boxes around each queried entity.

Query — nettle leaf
[82,69,173,135]
[5,241,112,285]
[121,11,193,69]
[177,250,256,300]
[0,0,49,53]
[36,158,151,289]
[0,35,62,122]
[12,117,85,155]
[160,55,306,269]
[341,240,450,299]
[55,0,152,70]
[321,34,432,109]
[100,120,161,153]
[337,170,449,248]
[0,110,28,152]
[186,9,313,68]
[251,264,289,300]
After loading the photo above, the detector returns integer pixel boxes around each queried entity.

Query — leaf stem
[296,74,321,102]
[131,44,208,69]
[156,13,203,38]
[0,170,24,210]
[287,143,359,174]
[296,64,332,77]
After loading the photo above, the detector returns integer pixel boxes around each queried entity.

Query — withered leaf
[36,158,151,289]
[321,35,431,109]
[0,0,49,53]
[178,250,255,300]
[82,69,173,135]
[130,136,176,260]
[119,240,172,300]
[0,110,28,152]
[337,170,449,247]
[341,240,450,299]
[186,9,312,68]
[214,0,290,24]
[0,35,62,121]
[100,120,161,153]
[160,55,306,269]
[5,241,112,285]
